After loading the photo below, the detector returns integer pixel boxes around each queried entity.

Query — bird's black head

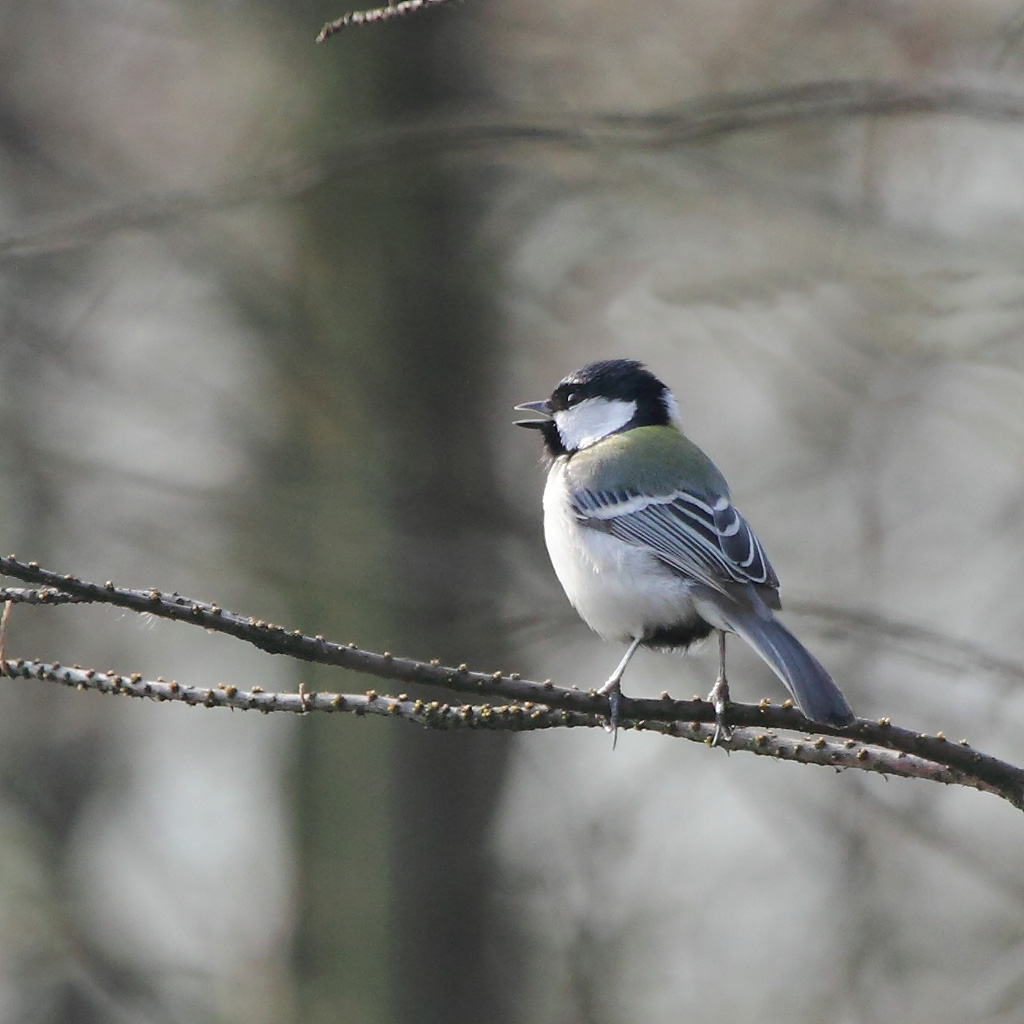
[515,359,679,457]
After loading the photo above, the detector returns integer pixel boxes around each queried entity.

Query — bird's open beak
[514,399,552,429]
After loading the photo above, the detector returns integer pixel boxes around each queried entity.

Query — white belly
[542,464,701,642]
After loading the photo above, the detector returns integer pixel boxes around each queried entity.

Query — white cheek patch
[661,389,683,428]
[554,397,637,451]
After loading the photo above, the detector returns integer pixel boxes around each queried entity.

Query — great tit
[515,359,855,739]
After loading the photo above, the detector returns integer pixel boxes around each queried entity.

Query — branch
[0,587,87,606]
[3,658,1015,807]
[2,557,1023,811]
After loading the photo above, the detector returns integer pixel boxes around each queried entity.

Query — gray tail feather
[724,610,854,726]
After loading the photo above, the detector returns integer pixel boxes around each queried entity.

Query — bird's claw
[708,674,732,747]
[598,678,622,749]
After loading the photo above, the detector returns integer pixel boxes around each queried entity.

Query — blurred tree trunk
[282,14,514,1024]
[380,18,514,1024]
[382,172,513,1024]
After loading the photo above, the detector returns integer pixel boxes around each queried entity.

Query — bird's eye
[565,391,580,406]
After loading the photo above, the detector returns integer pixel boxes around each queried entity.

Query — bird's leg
[598,636,643,748]
[707,630,732,746]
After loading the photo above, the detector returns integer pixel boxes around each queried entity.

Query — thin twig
[0,658,1012,805]
[317,0,456,41]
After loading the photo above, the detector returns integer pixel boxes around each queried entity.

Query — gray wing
[572,487,779,595]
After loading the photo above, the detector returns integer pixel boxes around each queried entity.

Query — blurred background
[3,0,1024,1022]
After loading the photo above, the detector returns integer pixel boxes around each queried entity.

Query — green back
[564,425,730,498]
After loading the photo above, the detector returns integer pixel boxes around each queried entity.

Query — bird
[514,358,855,741]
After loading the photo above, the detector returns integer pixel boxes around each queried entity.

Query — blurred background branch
[5,79,1024,261]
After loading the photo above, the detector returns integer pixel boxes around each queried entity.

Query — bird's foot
[597,677,623,749]
[707,674,732,747]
